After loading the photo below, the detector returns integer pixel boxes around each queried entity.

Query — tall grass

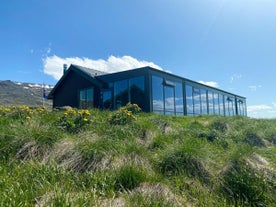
[0,105,276,206]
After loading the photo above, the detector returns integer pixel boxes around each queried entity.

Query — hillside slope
[0,105,275,206]
[0,80,53,107]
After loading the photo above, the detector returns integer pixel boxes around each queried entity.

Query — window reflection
[219,94,224,115]
[225,96,235,116]
[130,76,145,109]
[152,76,164,113]
[114,80,128,109]
[213,93,219,115]
[201,89,207,114]
[237,99,246,116]
[208,91,214,115]
[175,82,184,115]
[186,85,193,115]
[193,88,201,115]
[102,90,112,109]
[79,87,94,109]
[165,86,174,114]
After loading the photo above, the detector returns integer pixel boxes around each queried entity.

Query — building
[48,64,247,116]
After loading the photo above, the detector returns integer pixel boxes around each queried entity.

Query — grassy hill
[0,104,275,206]
[0,80,53,107]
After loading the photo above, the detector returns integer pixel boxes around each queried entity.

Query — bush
[0,106,48,124]
[58,109,91,133]
[109,103,141,125]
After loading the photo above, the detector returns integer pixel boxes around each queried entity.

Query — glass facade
[108,76,146,110]
[152,76,164,113]
[102,90,112,109]
[182,81,245,117]
[237,98,247,116]
[114,80,128,109]
[186,85,193,115]
[214,93,220,115]
[201,89,207,114]
[98,69,246,117]
[175,82,184,115]
[225,96,235,116]
[208,91,214,115]
[151,75,184,115]
[219,94,224,115]
[79,87,94,109]
[129,76,146,109]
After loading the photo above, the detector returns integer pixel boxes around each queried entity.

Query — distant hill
[0,80,53,107]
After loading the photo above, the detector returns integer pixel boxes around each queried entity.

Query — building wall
[51,66,246,116]
[98,67,246,116]
[98,68,151,112]
[53,71,100,108]
[147,68,247,116]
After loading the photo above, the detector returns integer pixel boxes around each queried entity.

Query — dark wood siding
[53,71,100,108]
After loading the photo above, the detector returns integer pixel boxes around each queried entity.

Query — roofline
[47,64,104,99]
[98,66,246,99]
[48,64,246,100]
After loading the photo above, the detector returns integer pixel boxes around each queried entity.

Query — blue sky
[1,0,276,118]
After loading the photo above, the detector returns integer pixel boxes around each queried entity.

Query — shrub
[109,103,141,125]
[0,106,47,124]
[58,109,91,133]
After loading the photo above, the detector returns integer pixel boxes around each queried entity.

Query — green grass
[0,105,276,206]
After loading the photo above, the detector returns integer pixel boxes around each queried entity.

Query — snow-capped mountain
[0,80,53,107]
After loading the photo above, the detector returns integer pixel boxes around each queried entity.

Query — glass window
[164,86,175,115]
[237,99,246,116]
[102,90,112,109]
[175,82,184,115]
[186,84,193,115]
[214,93,219,115]
[219,94,224,115]
[152,76,164,113]
[225,96,235,116]
[114,80,128,109]
[208,91,214,115]
[201,89,207,114]
[79,87,94,109]
[193,88,201,115]
[129,76,145,109]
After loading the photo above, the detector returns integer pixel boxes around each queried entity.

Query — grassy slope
[0,107,276,206]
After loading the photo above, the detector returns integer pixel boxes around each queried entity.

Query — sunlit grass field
[0,105,275,206]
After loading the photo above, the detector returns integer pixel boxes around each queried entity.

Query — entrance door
[164,86,175,115]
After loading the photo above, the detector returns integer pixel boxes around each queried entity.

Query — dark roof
[48,64,246,100]
[47,64,106,99]
[71,64,108,77]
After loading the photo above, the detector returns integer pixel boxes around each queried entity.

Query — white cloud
[249,85,262,91]
[247,104,272,112]
[43,55,163,80]
[247,104,276,118]
[198,81,219,88]
[230,74,242,83]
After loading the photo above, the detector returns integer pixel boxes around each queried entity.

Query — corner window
[129,76,145,109]
[79,87,94,109]
[114,80,128,109]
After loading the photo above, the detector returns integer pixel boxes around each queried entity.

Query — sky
[1,0,276,118]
